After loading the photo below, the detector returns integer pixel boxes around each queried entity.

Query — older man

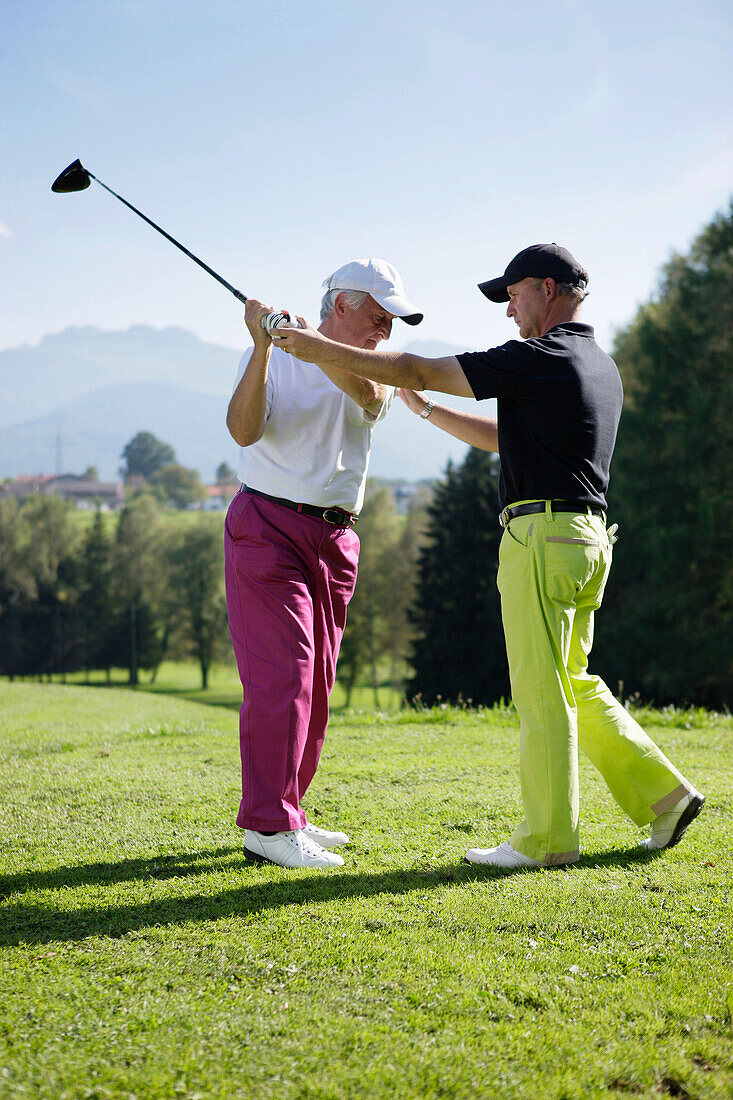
[225,259,422,869]
[274,243,704,869]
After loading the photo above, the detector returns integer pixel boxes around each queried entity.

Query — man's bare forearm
[399,388,498,451]
[317,342,427,387]
[274,326,473,398]
[315,357,390,415]
[426,403,499,451]
[316,342,471,397]
[226,344,270,446]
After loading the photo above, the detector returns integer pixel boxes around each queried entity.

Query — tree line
[0,493,227,688]
[0,483,432,698]
[1,204,730,708]
[591,202,732,709]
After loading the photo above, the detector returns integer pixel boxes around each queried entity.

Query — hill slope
[0,327,485,481]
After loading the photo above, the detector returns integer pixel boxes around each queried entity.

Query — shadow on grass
[141,688,241,710]
[2,856,481,948]
[32,678,406,715]
[1,844,661,949]
[0,847,242,900]
[577,846,661,870]
[54,679,242,711]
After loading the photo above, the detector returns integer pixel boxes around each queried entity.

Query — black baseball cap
[478,243,588,303]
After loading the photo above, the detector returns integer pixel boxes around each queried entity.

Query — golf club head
[50,157,248,304]
[51,159,92,193]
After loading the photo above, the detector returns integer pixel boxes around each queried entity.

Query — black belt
[243,486,357,528]
[499,500,605,528]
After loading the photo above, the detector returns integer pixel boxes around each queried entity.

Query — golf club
[51,159,300,332]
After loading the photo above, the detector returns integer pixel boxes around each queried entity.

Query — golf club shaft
[88,173,248,305]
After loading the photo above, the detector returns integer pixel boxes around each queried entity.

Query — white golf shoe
[302,822,350,849]
[244,829,344,869]
[465,840,543,869]
[641,789,705,851]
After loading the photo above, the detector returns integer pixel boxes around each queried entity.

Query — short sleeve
[457,340,546,401]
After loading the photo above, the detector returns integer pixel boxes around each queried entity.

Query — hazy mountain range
[0,326,489,483]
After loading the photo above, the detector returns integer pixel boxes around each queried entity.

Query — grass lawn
[0,683,731,1099]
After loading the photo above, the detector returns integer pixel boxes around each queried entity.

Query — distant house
[0,474,125,510]
[188,482,240,511]
[0,474,55,499]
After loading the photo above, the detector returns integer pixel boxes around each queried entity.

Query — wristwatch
[420,400,435,419]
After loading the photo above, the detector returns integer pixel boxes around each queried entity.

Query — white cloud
[0,221,12,239]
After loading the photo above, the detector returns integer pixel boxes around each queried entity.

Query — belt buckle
[499,506,510,528]
[322,508,350,527]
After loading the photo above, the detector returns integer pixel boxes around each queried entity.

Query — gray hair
[556,281,589,304]
[532,276,589,304]
[320,287,368,323]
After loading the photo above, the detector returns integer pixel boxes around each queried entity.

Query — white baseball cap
[324,258,423,325]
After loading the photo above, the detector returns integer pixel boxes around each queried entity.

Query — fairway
[1,684,731,1099]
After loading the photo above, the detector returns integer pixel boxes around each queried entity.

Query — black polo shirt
[457,323,623,511]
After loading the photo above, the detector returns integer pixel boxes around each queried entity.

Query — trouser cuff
[544,850,580,866]
[651,783,690,817]
[236,813,306,832]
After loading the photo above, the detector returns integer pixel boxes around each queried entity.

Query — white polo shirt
[233,345,393,514]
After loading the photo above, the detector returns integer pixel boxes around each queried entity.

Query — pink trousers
[224,490,360,831]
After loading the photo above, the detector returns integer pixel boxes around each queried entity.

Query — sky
[1,0,732,357]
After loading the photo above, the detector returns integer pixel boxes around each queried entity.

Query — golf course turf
[1,683,731,1099]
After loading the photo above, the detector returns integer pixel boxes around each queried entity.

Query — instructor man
[274,243,704,869]
[225,259,422,870]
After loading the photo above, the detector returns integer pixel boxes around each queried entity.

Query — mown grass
[0,683,731,1099]
[41,658,406,712]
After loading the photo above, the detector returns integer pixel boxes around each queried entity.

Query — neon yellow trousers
[497,503,690,865]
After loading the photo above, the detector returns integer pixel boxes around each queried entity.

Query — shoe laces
[285,830,324,858]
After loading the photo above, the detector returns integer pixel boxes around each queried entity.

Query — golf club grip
[89,175,248,305]
[262,311,304,334]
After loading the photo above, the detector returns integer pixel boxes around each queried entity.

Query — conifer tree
[595,202,733,707]
[78,508,115,678]
[339,485,400,707]
[408,449,509,706]
[20,495,81,678]
[167,522,228,689]
[111,494,165,683]
[0,497,35,679]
